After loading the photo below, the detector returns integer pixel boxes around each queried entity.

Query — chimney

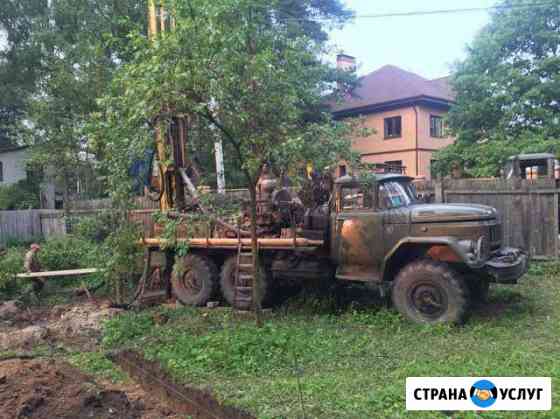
[337,54,356,72]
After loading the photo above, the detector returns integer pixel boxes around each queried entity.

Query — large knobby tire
[392,260,469,324]
[220,256,270,309]
[171,254,218,306]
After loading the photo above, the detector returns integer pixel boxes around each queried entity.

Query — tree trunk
[248,182,263,328]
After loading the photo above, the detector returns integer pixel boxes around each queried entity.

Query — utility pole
[215,140,226,194]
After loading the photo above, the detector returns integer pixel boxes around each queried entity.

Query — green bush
[0,219,143,301]
[3,236,41,248]
[0,178,40,210]
[71,212,120,243]
[36,236,109,290]
[0,247,25,299]
[102,222,144,303]
[38,236,102,271]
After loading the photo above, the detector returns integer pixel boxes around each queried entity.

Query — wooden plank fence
[434,178,560,260]
[2,182,559,259]
[0,210,42,244]
[0,189,251,246]
[0,210,66,245]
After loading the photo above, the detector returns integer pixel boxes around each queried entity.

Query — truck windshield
[379,181,418,209]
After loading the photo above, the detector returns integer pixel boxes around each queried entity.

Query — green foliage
[93,0,360,200]
[71,211,121,243]
[102,311,156,348]
[0,247,25,299]
[528,261,560,277]
[0,0,147,198]
[101,220,143,303]
[68,351,127,383]
[38,236,103,272]
[0,178,40,210]
[435,0,560,177]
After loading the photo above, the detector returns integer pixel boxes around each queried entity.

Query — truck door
[332,183,384,282]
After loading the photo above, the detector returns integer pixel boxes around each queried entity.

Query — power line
[352,1,559,19]
[265,1,559,23]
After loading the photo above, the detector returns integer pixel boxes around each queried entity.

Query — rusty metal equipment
[136,2,528,324]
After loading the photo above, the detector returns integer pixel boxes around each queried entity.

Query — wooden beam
[17,268,99,279]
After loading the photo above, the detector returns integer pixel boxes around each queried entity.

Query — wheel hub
[181,269,201,294]
[410,283,447,318]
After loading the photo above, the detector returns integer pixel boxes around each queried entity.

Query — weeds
[100,269,560,418]
[68,351,128,383]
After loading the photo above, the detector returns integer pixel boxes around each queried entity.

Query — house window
[430,115,445,138]
[0,161,3,182]
[384,116,402,139]
[384,160,404,173]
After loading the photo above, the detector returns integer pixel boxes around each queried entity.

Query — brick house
[332,55,456,180]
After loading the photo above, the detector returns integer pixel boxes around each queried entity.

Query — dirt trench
[0,300,255,419]
[110,350,255,419]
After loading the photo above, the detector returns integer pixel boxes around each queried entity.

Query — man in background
[24,243,44,292]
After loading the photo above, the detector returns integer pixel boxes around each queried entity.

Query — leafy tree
[93,0,360,323]
[434,0,560,177]
[0,0,147,201]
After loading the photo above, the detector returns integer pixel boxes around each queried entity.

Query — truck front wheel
[171,254,217,306]
[392,260,469,324]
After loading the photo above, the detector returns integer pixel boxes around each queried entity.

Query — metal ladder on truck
[233,241,256,310]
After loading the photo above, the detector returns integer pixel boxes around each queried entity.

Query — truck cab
[331,174,528,324]
[503,153,559,179]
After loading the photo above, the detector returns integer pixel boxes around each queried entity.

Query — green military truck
[330,174,527,323]
[144,172,528,325]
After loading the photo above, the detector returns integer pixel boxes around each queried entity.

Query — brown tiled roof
[333,65,455,114]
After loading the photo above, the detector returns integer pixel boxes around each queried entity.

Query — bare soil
[0,358,140,419]
[0,300,184,419]
[0,299,251,419]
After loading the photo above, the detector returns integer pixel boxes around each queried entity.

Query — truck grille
[489,224,501,248]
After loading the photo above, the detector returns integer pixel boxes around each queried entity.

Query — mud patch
[49,303,123,343]
[0,302,123,352]
[0,358,142,419]
[111,350,256,419]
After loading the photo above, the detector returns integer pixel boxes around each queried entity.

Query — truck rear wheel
[392,260,469,324]
[171,254,217,306]
[220,256,270,309]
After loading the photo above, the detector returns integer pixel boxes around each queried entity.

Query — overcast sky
[330,0,498,79]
